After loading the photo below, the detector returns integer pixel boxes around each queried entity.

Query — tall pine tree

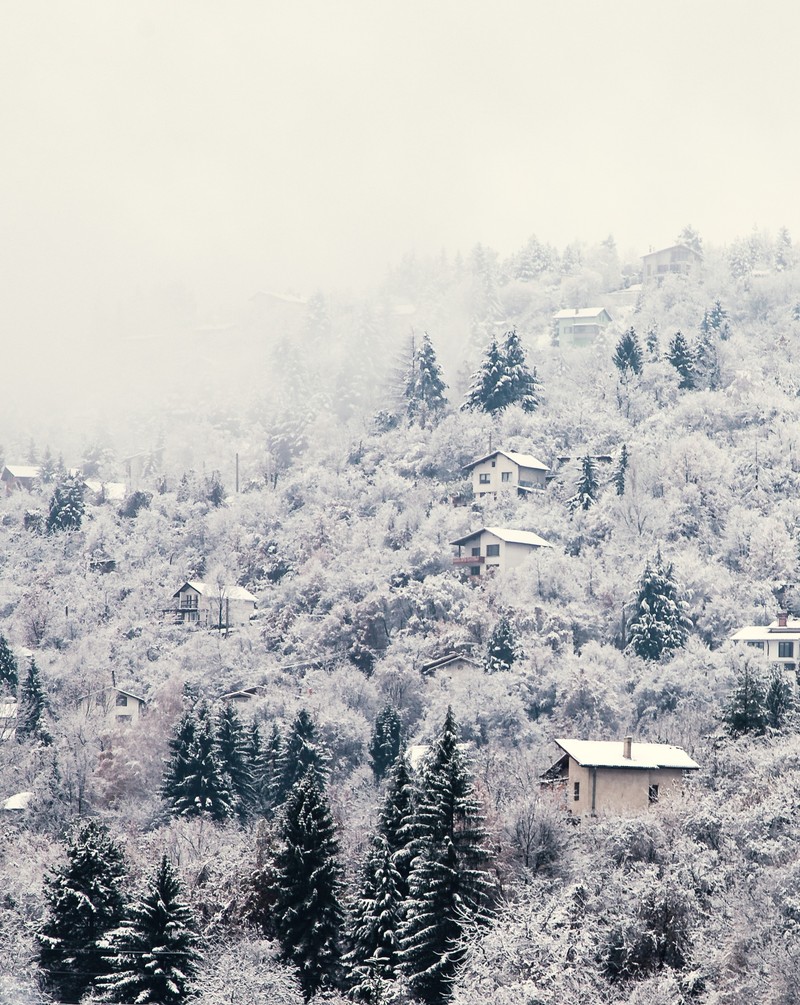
[274,770,344,999]
[368,704,404,782]
[253,720,284,815]
[406,332,448,426]
[502,328,541,413]
[98,855,201,1005]
[462,336,507,413]
[38,821,127,1004]
[666,331,696,389]
[613,444,629,496]
[567,454,599,512]
[273,708,327,806]
[0,632,18,692]
[161,701,234,821]
[16,658,50,743]
[484,615,519,673]
[626,549,691,661]
[612,328,644,378]
[378,753,416,899]
[215,702,254,819]
[46,474,85,533]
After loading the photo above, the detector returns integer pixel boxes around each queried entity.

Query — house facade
[167,581,258,627]
[541,737,699,816]
[641,244,703,283]
[731,611,800,675]
[451,526,553,579]
[464,449,549,499]
[1,465,41,494]
[79,686,146,728]
[0,701,17,741]
[552,307,613,347]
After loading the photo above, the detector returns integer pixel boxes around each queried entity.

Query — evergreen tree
[677,224,703,255]
[406,332,448,426]
[162,702,234,821]
[502,328,541,413]
[0,632,18,692]
[645,326,660,358]
[40,447,56,484]
[666,331,696,390]
[612,328,643,378]
[46,475,85,533]
[462,336,507,413]
[16,659,50,743]
[274,708,326,806]
[253,721,283,815]
[369,704,404,782]
[161,706,198,805]
[345,835,405,1001]
[462,330,541,414]
[626,550,691,661]
[399,708,494,1003]
[775,226,793,271]
[378,753,416,898]
[98,855,200,1005]
[274,770,344,999]
[694,328,721,390]
[215,702,255,819]
[613,444,629,496]
[38,821,127,1004]
[567,454,599,512]
[764,668,795,730]
[484,615,519,673]
[722,660,768,737]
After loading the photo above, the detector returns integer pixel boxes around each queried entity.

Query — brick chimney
[623,735,632,759]
[778,611,788,627]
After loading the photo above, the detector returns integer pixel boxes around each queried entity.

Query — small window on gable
[491,461,496,467]
[115,694,128,707]
[573,781,580,802]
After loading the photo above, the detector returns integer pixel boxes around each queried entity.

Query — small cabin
[166,581,258,628]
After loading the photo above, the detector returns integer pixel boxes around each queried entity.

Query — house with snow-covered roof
[641,244,703,284]
[552,307,613,347]
[1,465,41,494]
[730,611,800,677]
[165,580,258,628]
[541,736,699,816]
[451,526,553,579]
[79,685,146,728]
[464,449,549,499]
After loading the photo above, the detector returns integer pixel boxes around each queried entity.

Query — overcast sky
[2,0,799,342]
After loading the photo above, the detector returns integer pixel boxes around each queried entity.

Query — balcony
[453,555,484,566]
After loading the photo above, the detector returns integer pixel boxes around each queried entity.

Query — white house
[552,307,613,347]
[541,736,699,816]
[79,686,146,727]
[451,526,553,578]
[167,581,258,628]
[464,449,549,499]
[1,465,41,494]
[641,244,703,284]
[420,653,481,676]
[731,611,800,675]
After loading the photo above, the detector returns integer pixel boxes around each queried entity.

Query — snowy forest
[2,225,800,1005]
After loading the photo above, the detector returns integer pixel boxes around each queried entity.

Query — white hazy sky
[2,0,799,337]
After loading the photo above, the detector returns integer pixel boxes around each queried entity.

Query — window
[479,473,491,484]
[469,566,481,577]
[115,694,128,707]
[747,640,764,649]
[181,593,198,609]
[486,544,500,557]
[471,547,481,556]
[573,781,580,802]
[116,714,132,724]
[491,461,496,467]
[501,471,512,483]
[779,641,794,658]
[648,784,659,804]
[186,610,199,623]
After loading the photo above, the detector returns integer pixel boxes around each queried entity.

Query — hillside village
[2,228,800,1004]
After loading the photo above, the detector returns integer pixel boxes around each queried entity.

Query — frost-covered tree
[613,444,628,496]
[368,703,404,782]
[764,668,795,731]
[406,332,448,426]
[462,336,507,414]
[16,658,50,743]
[162,701,234,821]
[378,753,416,898]
[775,226,793,271]
[677,224,703,256]
[612,328,643,378]
[215,703,254,819]
[99,854,200,1005]
[38,821,127,1004]
[722,658,768,736]
[567,454,599,512]
[253,721,283,815]
[0,632,18,692]
[274,707,327,806]
[666,331,696,390]
[626,550,691,661]
[462,330,541,414]
[484,615,519,673]
[502,328,541,413]
[46,475,85,533]
[274,770,344,999]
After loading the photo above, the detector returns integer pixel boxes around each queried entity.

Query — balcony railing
[453,555,484,566]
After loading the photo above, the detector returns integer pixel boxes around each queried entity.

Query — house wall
[455,532,542,576]
[567,759,690,815]
[557,312,610,346]
[80,692,144,727]
[642,248,700,282]
[471,457,546,496]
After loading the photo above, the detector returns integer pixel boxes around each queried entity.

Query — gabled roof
[731,615,800,642]
[174,581,258,603]
[81,686,146,704]
[420,653,481,674]
[2,791,33,811]
[641,243,703,261]
[451,526,554,548]
[1,465,41,479]
[554,738,699,771]
[463,449,549,472]
[552,307,612,320]
[84,480,127,501]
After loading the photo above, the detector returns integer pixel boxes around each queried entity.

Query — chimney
[623,735,632,759]
[778,611,788,627]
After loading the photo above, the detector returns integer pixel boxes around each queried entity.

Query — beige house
[731,611,800,675]
[464,449,549,499]
[641,244,702,283]
[542,737,699,816]
[552,307,613,347]
[79,686,146,727]
[451,526,553,579]
[1,465,41,494]
[167,580,258,628]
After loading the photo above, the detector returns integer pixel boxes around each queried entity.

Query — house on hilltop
[464,449,549,499]
[731,611,800,676]
[553,307,613,347]
[165,581,258,628]
[420,652,481,676]
[451,526,553,579]
[79,685,146,727]
[541,736,699,816]
[641,244,703,284]
[1,465,41,494]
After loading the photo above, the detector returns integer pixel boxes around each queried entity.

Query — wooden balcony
[453,555,484,566]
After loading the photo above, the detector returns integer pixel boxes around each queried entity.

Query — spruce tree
[764,668,795,730]
[368,704,404,782]
[161,706,197,805]
[462,336,507,413]
[215,702,254,819]
[399,708,494,1003]
[274,708,326,806]
[502,328,541,413]
[46,475,85,533]
[98,855,200,1005]
[694,328,721,390]
[484,615,519,673]
[253,721,283,815]
[16,659,50,743]
[378,753,416,898]
[406,332,448,426]
[567,454,599,512]
[612,328,644,378]
[0,632,18,692]
[38,821,127,1004]
[162,702,234,821]
[274,770,344,999]
[613,444,629,496]
[723,660,767,736]
[626,550,691,661]
[666,331,696,389]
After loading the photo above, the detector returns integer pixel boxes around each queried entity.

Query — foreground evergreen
[626,550,690,661]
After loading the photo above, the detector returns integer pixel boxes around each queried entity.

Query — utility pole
[235,452,239,493]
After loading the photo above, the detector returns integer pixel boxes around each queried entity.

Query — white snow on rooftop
[2,791,33,811]
[555,738,699,771]
[464,449,549,471]
[552,307,609,319]
[451,526,553,548]
[183,580,258,602]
